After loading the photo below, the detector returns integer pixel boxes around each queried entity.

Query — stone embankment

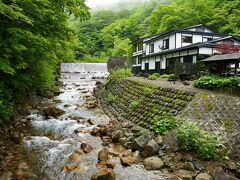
[95,78,240,180]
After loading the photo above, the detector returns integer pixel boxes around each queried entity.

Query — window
[138,57,142,64]
[203,36,212,42]
[163,39,169,50]
[149,43,154,53]
[138,42,143,51]
[132,57,137,65]
[182,35,193,43]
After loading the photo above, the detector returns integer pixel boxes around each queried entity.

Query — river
[23,63,166,180]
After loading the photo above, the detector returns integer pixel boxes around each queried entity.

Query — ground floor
[132,48,210,77]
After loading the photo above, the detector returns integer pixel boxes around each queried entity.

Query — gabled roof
[201,53,240,62]
[181,24,217,33]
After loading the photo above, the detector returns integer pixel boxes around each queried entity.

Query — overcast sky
[86,0,121,9]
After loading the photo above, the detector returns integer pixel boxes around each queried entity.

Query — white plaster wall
[146,44,149,55]
[160,56,166,69]
[176,33,182,48]
[199,47,213,55]
[149,57,156,70]
[141,60,145,70]
[189,49,198,55]
[193,35,202,43]
[169,34,176,50]
[154,38,163,53]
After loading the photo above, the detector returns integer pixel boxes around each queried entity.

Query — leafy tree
[0,0,89,119]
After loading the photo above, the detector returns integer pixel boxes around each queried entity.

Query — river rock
[131,134,151,151]
[121,120,133,128]
[122,149,133,157]
[81,143,93,153]
[41,90,54,98]
[88,119,96,125]
[142,139,160,157]
[133,151,140,159]
[43,106,65,117]
[144,156,164,170]
[120,156,136,166]
[106,162,115,169]
[98,148,109,162]
[176,170,193,180]
[182,162,195,171]
[91,128,100,136]
[102,136,112,146]
[154,135,163,145]
[99,126,108,136]
[111,130,124,142]
[195,173,211,180]
[64,165,80,171]
[213,167,239,180]
[91,168,116,180]
[69,153,81,161]
[192,161,205,171]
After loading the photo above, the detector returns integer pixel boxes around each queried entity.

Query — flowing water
[24,63,166,180]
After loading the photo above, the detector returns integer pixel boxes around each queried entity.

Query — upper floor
[132,24,231,57]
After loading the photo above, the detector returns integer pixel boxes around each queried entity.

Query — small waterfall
[24,63,166,180]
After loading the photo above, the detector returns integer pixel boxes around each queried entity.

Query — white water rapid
[24,63,166,180]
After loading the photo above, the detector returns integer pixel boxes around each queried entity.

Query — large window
[163,39,169,50]
[182,35,193,43]
[203,36,212,42]
[149,43,154,53]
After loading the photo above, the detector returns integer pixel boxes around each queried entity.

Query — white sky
[86,0,121,8]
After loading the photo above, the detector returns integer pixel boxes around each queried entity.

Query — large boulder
[131,134,151,151]
[142,139,159,157]
[91,168,116,180]
[144,156,164,170]
[120,156,136,167]
[43,106,65,117]
[176,170,193,180]
[195,173,211,180]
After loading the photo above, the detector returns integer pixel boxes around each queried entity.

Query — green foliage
[78,55,108,63]
[194,75,240,89]
[129,100,140,110]
[108,68,132,80]
[153,117,178,135]
[175,122,225,159]
[148,73,160,80]
[160,74,169,78]
[143,87,155,97]
[0,0,90,119]
[107,93,116,104]
[167,74,175,81]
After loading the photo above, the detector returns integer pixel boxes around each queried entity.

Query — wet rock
[154,135,163,145]
[99,126,108,136]
[121,120,133,128]
[122,149,133,157]
[91,128,100,136]
[133,151,140,159]
[142,139,160,158]
[10,132,23,144]
[195,173,211,180]
[91,168,116,180]
[182,162,195,171]
[64,165,81,171]
[43,106,65,117]
[144,156,164,170]
[158,150,165,157]
[213,167,239,180]
[0,171,12,180]
[64,104,71,107]
[98,148,109,162]
[75,149,84,155]
[131,134,151,151]
[111,130,124,142]
[226,161,238,171]
[106,162,115,169]
[235,169,240,178]
[88,119,96,125]
[120,156,136,167]
[176,170,193,180]
[69,153,81,161]
[81,143,93,153]
[41,90,54,99]
[102,136,112,146]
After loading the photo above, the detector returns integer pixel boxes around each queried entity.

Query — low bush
[129,100,139,110]
[175,122,225,159]
[194,75,240,89]
[153,117,178,135]
[160,74,169,78]
[0,83,13,120]
[108,68,132,80]
[148,73,160,80]
[107,92,116,104]
[167,74,175,81]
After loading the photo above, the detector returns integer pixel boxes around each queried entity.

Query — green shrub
[167,74,175,81]
[175,122,225,159]
[148,73,160,80]
[107,93,116,103]
[129,100,139,110]
[160,74,169,78]
[144,87,154,97]
[0,83,13,120]
[108,68,132,80]
[153,117,177,135]
[194,75,240,89]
